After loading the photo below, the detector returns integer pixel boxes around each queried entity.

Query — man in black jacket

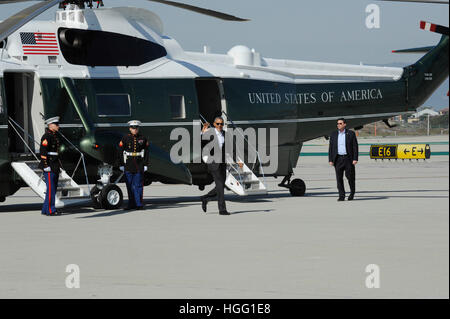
[328,118,359,201]
[200,116,230,215]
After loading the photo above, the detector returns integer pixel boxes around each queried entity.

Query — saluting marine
[118,120,150,210]
[39,116,62,216]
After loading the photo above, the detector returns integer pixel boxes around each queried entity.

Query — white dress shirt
[337,130,347,155]
[201,128,225,163]
[215,128,225,149]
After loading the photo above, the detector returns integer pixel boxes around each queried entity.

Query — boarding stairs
[225,155,267,196]
[199,111,268,196]
[8,117,91,209]
[11,161,91,208]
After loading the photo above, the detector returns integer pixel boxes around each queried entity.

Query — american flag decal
[20,32,59,55]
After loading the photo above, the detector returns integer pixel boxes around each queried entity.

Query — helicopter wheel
[289,178,306,197]
[100,184,123,210]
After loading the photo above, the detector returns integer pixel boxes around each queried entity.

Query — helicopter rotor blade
[0,0,62,43]
[145,0,250,21]
[0,1,40,4]
[0,0,249,43]
[378,0,448,4]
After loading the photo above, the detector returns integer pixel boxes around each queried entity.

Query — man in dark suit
[200,116,230,215]
[328,118,359,201]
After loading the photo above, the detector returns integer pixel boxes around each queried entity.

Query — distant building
[439,107,449,115]
[412,108,439,118]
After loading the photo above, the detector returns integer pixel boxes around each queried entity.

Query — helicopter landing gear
[278,173,306,197]
[100,184,123,210]
[91,164,124,210]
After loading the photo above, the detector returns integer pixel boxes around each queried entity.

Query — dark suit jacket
[328,129,359,163]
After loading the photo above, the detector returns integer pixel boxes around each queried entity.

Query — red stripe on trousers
[48,172,52,215]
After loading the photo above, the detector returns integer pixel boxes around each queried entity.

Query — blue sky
[1,0,448,107]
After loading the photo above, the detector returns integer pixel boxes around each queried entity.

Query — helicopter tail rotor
[420,20,449,36]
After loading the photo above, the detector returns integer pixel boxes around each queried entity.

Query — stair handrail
[221,111,266,186]
[198,113,248,166]
[225,153,247,186]
[57,129,90,193]
[9,116,90,194]
[198,113,265,188]
[7,117,40,162]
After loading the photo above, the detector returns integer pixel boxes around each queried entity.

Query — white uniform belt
[124,151,144,157]
[47,152,58,155]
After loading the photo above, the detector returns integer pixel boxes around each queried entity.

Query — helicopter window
[170,95,186,119]
[48,56,57,64]
[58,28,167,67]
[96,94,130,117]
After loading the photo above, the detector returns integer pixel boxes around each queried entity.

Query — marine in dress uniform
[118,120,150,210]
[39,116,62,216]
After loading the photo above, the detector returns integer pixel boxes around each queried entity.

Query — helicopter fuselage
[0,6,447,200]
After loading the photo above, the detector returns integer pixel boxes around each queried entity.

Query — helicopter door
[195,78,226,124]
[3,72,44,155]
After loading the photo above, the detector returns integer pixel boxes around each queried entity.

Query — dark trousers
[203,163,227,212]
[42,171,59,215]
[334,155,355,198]
[125,171,144,208]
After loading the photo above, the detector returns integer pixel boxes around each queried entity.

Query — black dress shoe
[219,211,230,215]
[136,206,144,210]
[348,194,355,201]
[201,198,207,213]
[337,198,345,201]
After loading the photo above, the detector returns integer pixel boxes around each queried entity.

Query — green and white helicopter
[0,0,448,209]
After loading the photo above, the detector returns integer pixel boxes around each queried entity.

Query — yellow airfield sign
[370,145,397,159]
[397,144,430,159]
[370,144,430,160]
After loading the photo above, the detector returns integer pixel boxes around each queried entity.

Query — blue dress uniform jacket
[118,133,150,209]
[39,128,61,172]
[118,133,150,173]
[39,129,61,215]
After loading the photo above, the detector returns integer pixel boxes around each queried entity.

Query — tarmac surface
[0,136,448,298]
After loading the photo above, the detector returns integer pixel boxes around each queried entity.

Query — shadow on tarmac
[1,188,447,215]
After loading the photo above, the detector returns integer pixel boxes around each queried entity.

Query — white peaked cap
[45,116,60,125]
[128,120,142,126]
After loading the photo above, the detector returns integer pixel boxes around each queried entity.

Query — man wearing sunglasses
[200,116,230,215]
[328,118,359,201]
[39,116,62,216]
[118,120,150,210]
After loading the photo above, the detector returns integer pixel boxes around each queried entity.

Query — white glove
[144,166,148,172]
[43,167,51,172]
[119,166,124,172]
